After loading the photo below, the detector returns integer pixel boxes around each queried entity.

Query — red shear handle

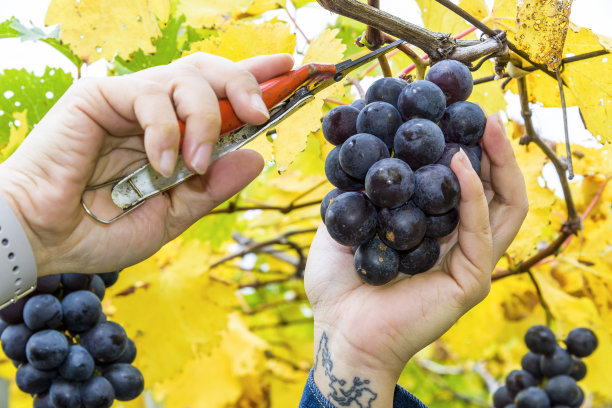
[177,62,337,139]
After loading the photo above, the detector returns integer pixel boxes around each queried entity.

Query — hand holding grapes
[0,53,294,276]
[304,115,528,407]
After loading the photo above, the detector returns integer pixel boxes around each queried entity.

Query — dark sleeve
[299,368,429,408]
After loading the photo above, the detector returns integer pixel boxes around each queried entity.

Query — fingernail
[159,149,176,178]
[250,93,270,119]
[191,143,213,175]
[457,148,472,169]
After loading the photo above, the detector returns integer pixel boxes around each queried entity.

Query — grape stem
[526,270,554,327]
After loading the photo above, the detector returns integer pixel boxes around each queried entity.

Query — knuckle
[229,69,258,89]
[200,110,222,133]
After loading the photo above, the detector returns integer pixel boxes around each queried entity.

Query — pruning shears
[82,39,404,224]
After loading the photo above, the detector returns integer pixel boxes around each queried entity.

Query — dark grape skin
[59,345,95,381]
[23,294,63,331]
[425,59,473,106]
[569,356,587,381]
[540,346,573,378]
[354,237,400,286]
[0,296,28,324]
[355,101,403,149]
[97,271,120,288]
[493,385,514,408]
[436,142,481,175]
[62,290,103,333]
[506,369,538,396]
[397,80,446,122]
[0,317,8,337]
[339,133,390,179]
[425,207,459,238]
[545,375,582,406]
[81,321,128,363]
[320,188,344,223]
[325,192,377,247]
[15,363,57,394]
[34,391,54,408]
[61,273,91,292]
[322,105,360,145]
[1,323,34,361]
[364,77,407,109]
[377,204,427,251]
[364,158,415,209]
[468,144,482,161]
[565,327,598,357]
[103,363,145,401]
[115,338,137,364]
[438,101,486,146]
[325,146,365,191]
[413,164,460,215]
[35,275,61,294]
[524,325,557,356]
[50,379,82,408]
[394,118,446,170]
[521,351,543,380]
[515,386,551,408]
[350,98,366,111]
[80,375,115,408]
[26,330,70,370]
[398,237,440,275]
[88,275,106,301]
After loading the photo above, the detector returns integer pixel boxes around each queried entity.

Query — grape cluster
[321,60,485,285]
[493,325,598,408]
[0,271,144,407]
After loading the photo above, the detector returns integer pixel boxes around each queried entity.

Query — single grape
[397,80,446,122]
[62,290,103,333]
[80,375,115,408]
[468,144,482,161]
[88,275,106,301]
[15,363,56,394]
[325,146,365,191]
[364,77,407,109]
[569,356,586,381]
[425,207,459,238]
[26,329,69,370]
[102,363,144,401]
[50,379,82,408]
[398,237,440,275]
[339,133,390,179]
[33,391,54,408]
[394,118,446,170]
[115,338,137,364]
[540,346,573,378]
[35,275,61,294]
[493,385,514,408]
[545,375,582,406]
[355,101,403,149]
[322,105,360,145]
[505,369,537,396]
[565,327,597,357]
[425,59,473,105]
[515,386,550,408]
[23,294,63,331]
[435,142,481,175]
[59,345,95,381]
[1,323,34,361]
[524,325,557,356]
[521,351,543,380]
[354,237,400,286]
[364,158,414,208]
[377,203,426,251]
[325,192,377,247]
[350,98,366,111]
[81,321,128,363]
[0,296,28,324]
[61,273,91,292]
[438,101,486,146]
[320,188,344,223]
[413,164,460,215]
[97,271,120,288]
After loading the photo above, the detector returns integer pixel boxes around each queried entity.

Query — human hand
[0,53,294,276]
[304,114,528,407]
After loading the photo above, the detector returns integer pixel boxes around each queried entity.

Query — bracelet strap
[0,194,37,310]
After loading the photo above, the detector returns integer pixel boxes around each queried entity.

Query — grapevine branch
[208,199,320,215]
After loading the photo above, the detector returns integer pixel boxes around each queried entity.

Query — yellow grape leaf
[0,111,28,161]
[469,60,507,114]
[516,0,574,71]
[186,21,295,61]
[492,0,518,39]
[45,0,169,62]
[247,132,275,163]
[416,0,471,36]
[178,0,284,28]
[106,239,237,386]
[274,29,346,171]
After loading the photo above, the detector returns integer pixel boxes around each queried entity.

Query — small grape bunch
[320,60,485,285]
[0,271,144,408]
[493,325,598,408]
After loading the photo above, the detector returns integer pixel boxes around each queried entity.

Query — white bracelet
[0,194,37,310]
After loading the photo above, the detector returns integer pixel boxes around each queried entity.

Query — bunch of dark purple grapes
[320,59,485,285]
[0,271,143,408]
[493,325,598,408]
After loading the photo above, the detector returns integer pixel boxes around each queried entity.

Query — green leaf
[0,18,19,38]
[181,212,240,249]
[290,0,317,8]
[0,67,74,146]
